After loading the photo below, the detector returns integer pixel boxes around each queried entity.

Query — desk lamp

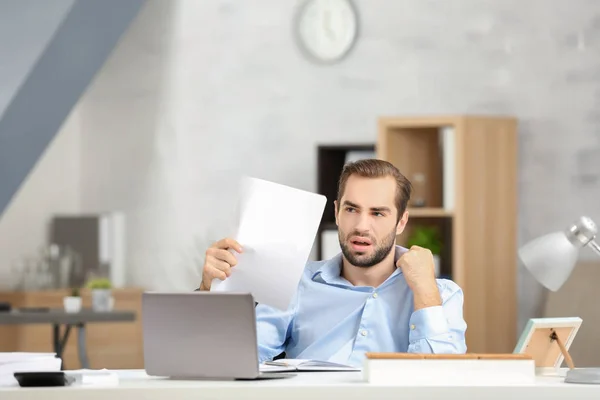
[518,216,600,384]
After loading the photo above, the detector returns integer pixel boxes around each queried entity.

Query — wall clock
[294,0,359,64]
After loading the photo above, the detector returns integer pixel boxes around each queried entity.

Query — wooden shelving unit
[378,115,518,354]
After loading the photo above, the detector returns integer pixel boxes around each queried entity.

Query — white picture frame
[514,317,582,372]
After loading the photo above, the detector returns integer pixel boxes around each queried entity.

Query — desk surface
[0,309,135,324]
[2,370,600,400]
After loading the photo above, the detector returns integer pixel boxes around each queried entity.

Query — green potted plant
[63,287,82,313]
[86,277,113,312]
[406,226,443,277]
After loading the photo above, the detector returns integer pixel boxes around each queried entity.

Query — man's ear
[396,210,409,235]
[334,200,339,226]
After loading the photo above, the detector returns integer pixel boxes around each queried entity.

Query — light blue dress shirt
[255,246,467,367]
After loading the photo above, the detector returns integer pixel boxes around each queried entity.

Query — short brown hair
[337,159,412,221]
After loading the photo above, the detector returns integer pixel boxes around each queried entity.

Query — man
[199,159,467,367]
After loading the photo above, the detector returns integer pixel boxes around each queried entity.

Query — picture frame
[513,317,582,371]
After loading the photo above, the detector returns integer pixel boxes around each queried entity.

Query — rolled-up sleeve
[407,280,467,354]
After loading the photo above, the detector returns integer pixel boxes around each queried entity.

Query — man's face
[335,175,408,268]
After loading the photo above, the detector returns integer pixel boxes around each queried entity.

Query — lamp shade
[519,217,598,291]
[518,232,579,291]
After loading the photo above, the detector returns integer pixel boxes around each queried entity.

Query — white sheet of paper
[210,176,326,310]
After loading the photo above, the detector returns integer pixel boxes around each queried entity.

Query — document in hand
[211,177,327,311]
[261,359,359,372]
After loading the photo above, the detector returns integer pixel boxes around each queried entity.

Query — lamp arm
[588,240,600,257]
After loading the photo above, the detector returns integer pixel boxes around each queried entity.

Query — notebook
[261,359,359,372]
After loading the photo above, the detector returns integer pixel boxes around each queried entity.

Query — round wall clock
[294,0,359,64]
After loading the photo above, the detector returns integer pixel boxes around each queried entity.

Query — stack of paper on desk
[363,353,536,386]
[0,353,61,387]
[211,176,326,311]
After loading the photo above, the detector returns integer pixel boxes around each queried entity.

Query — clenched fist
[396,245,442,310]
[199,238,243,291]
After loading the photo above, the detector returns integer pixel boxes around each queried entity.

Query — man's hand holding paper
[199,238,243,291]
[202,177,326,311]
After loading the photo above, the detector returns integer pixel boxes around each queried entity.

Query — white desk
[2,370,600,399]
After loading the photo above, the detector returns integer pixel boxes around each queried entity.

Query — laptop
[142,292,292,380]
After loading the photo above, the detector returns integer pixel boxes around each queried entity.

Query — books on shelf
[363,353,535,385]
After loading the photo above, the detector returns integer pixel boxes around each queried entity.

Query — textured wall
[0,0,146,217]
[0,0,146,288]
[0,108,82,287]
[0,0,74,116]
[72,0,600,331]
[0,0,78,287]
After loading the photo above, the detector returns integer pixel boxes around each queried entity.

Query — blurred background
[2,0,600,370]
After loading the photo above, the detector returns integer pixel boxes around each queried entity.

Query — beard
[339,228,397,268]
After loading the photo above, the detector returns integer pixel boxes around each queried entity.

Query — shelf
[378,114,518,354]
[407,208,453,218]
[378,115,463,128]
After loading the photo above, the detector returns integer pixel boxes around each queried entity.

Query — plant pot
[91,289,113,312]
[433,254,441,277]
[63,296,82,313]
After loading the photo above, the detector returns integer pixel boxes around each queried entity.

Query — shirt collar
[311,252,343,283]
[312,245,408,287]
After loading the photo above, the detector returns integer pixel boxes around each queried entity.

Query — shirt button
[361,330,368,336]
[410,324,416,330]
[372,293,378,298]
